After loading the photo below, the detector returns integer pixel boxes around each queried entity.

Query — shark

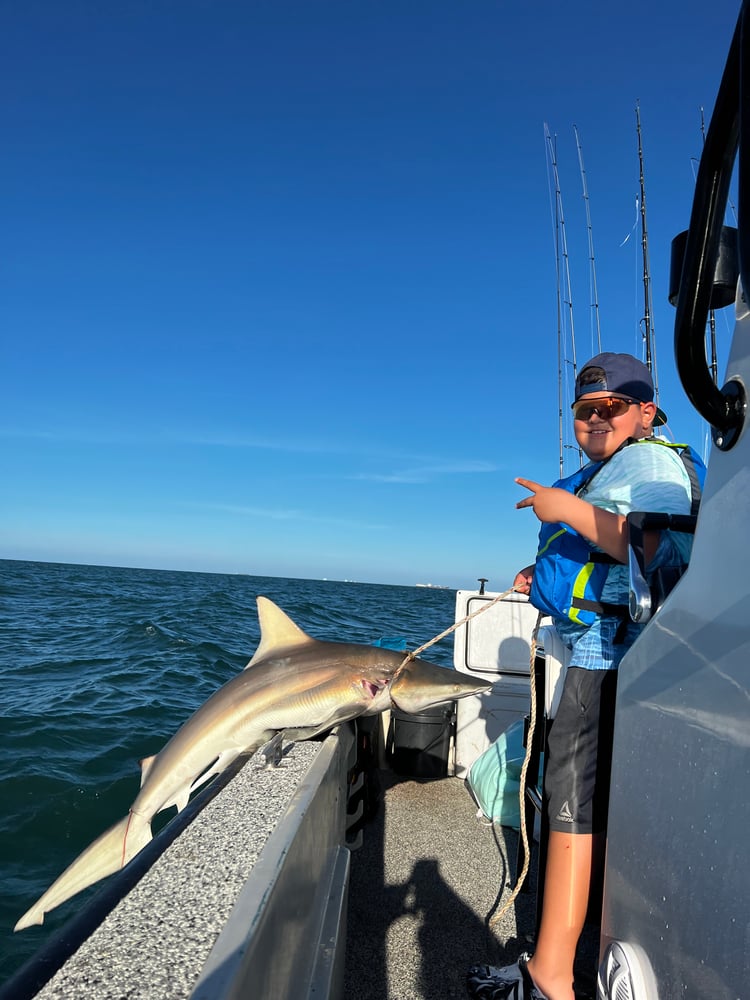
[15,595,491,931]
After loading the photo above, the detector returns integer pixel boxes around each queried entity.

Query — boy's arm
[515,478,659,564]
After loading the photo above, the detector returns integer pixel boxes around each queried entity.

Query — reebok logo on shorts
[556,800,574,823]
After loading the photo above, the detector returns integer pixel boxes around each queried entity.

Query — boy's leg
[525,831,603,1000]
[467,831,602,1000]
[468,667,616,1000]
[527,667,617,998]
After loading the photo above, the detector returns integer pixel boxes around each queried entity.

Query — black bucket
[387,702,455,780]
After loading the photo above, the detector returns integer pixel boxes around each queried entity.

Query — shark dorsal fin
[245,596,315,668]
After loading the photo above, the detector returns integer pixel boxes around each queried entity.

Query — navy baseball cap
[574,352,668,426]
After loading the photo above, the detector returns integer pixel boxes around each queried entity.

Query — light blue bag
[466,718,540,829]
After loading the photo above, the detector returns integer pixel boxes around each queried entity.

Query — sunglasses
[572,396,640,422]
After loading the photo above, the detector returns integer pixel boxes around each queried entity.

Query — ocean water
[0,559,458,986]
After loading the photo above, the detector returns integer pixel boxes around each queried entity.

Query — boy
[467,353,701,1000]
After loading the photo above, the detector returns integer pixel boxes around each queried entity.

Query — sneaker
[467,953,548,1000]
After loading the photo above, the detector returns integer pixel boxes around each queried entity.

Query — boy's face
[573,393,657,461]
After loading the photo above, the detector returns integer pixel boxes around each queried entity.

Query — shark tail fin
[14,812,152,932]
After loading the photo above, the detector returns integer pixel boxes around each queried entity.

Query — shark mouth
[361,679,388,699]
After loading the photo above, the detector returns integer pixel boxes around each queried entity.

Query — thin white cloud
[175,430,352,454]
[0,426,316,451]
[186,501,387,531]
[0,427,71,441]
[349,460,499,484]
[0,426,501,477]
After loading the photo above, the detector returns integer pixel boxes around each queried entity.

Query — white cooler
[452,590,541,778]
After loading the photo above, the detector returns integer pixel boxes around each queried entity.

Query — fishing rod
[544,124,582,475]
[636,102,660,405]
[573,124,603,357]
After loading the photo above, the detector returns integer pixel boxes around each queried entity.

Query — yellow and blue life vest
[529,438,705,626]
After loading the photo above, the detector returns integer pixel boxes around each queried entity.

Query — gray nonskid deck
[344,772,540,1000]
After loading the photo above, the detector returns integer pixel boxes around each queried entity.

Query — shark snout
[388,657,491,713]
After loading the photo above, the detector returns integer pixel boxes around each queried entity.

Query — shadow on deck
[344,771,539,1000]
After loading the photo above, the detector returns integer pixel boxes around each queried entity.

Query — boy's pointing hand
[515,477,572,524]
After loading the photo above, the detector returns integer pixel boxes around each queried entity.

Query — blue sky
[1,0,741,587]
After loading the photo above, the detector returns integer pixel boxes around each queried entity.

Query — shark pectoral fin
[14,812,152,932]
[139,755,157,788]
[284,703,364,743]
[172,789,191,813]
[282,726,329,741]
[161,748,244,815]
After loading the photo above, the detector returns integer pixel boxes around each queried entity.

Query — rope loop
[395,585,524,676]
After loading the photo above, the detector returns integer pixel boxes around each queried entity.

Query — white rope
[490,612,543,928]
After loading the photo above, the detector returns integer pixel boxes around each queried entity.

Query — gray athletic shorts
[544,666,618,835]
